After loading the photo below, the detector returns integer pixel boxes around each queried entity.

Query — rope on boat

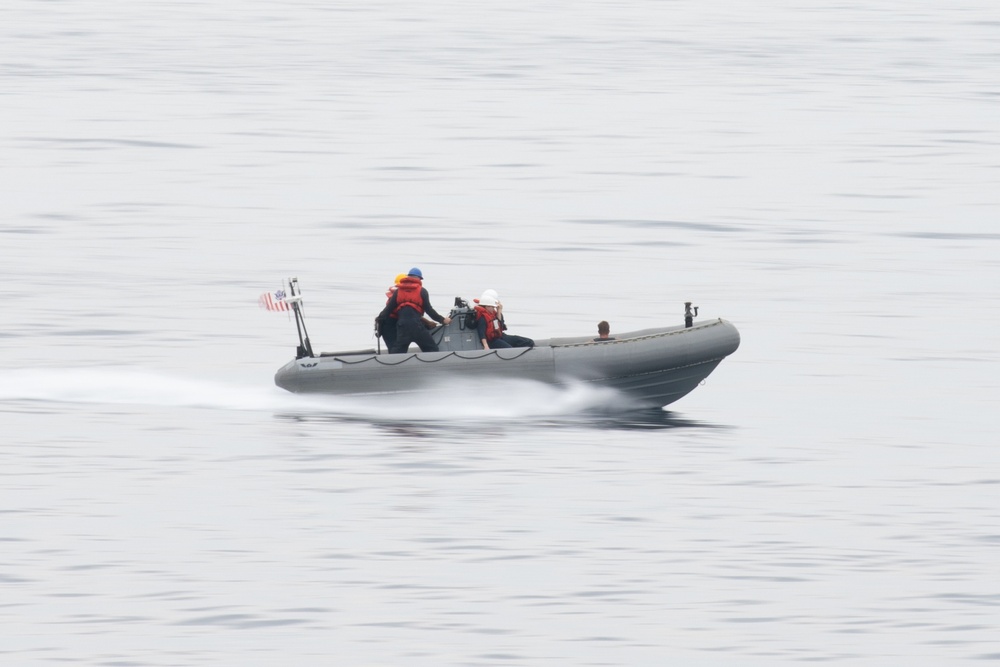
[331,347,534,366]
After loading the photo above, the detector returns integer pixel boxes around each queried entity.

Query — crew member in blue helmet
[377,267,452,353]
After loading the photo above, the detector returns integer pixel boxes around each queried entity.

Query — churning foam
[0,367,635,422]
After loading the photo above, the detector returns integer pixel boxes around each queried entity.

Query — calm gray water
[3,1,999,664]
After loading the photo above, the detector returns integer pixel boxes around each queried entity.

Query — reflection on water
[584,409,730,431]
[276,406,731,435]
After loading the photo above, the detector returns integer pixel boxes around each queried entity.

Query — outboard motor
[684,301,699,328]
[430,298,484,351]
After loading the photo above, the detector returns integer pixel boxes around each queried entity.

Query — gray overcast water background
[2,2,999,665]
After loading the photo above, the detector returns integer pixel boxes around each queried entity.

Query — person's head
[394,273,407,285]
[408,267,423,279]
[479,293,498,308]
[598,320,610,337]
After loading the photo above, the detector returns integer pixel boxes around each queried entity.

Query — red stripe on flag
[259,291,290,312]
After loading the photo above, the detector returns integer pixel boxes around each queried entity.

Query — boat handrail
[547,319,725,348]
[319,348,378,357]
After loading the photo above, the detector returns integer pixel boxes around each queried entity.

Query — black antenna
[289,277,314,358]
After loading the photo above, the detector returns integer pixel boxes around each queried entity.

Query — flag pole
[288,277,314,358]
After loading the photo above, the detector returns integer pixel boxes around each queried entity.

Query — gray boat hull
[274,318,740,408]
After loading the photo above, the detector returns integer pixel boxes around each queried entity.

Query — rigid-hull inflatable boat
[272,280,740,408]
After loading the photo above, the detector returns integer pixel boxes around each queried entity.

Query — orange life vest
[392,277,424,317]
[474,305,503,342]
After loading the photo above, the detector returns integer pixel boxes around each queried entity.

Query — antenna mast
[288,277,314,358]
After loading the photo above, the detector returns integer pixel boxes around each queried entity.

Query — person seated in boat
[475,293,511,349]
[377,267,452,353]
[475,289,534,348]
[375,273,407,351]
[594,320,616,342]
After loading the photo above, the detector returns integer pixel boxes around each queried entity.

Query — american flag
[259,289,291,312]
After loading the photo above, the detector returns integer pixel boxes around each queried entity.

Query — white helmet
[478,293,498,307]
[482,289,499,302]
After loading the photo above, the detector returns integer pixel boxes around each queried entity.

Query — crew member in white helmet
[475,289,534,348]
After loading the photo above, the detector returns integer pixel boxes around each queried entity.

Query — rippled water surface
[3,1,999,664]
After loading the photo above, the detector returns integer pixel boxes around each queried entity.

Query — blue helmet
[408,267,423,279]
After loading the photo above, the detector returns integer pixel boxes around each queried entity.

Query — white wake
[0,367,636,422]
